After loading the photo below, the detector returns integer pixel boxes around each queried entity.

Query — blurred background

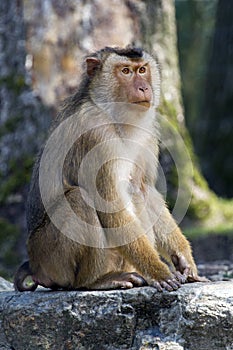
[0,0,232,280]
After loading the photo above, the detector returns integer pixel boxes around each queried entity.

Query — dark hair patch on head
[111,47,143,59]
[88,46,143,60]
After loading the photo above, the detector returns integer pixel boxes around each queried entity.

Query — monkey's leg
[69,190,177,291]
[27,186,107,290]
[28,187,148,290]
[27,222,82,289]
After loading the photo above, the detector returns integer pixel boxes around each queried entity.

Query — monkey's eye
[139,66,146,74]
[122,67,130,75]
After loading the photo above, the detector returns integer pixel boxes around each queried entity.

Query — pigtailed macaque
[14,46,207,292]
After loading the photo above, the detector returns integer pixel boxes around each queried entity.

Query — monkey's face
[86,49,160,111]
[113,61,153,109]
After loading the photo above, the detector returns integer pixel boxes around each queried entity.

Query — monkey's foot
[88,272,147,290]
[105,272,147,289]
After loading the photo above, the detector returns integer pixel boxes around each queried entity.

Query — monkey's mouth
[132,101,151,108]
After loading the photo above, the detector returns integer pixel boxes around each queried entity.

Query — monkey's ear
[86,57,102,77]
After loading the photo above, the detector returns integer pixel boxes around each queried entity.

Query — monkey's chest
[124,175,147,214]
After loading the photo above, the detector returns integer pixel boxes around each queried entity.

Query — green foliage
[185,223,233,240]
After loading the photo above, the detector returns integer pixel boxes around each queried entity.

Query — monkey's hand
[147,265,185,292]
[150,274,182,292]
[171,254,210,283]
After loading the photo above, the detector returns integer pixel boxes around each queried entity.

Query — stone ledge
[0,281,233,349]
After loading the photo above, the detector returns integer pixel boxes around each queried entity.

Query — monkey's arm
[152,205,208,283]
[143,185,209,283]
[93,158,183,290]
[118,234,182,291]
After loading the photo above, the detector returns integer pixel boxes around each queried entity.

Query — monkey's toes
[117,281,134,289]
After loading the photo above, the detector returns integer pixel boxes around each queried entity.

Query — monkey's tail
[14,261,38,292]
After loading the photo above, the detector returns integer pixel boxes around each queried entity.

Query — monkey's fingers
[151,278,181,292]
[174,268,210,283]
[173,271,187,284]
[151,281,163,292]
[162,278,181,291]
[171,254,196,279]
[177,268,208,284]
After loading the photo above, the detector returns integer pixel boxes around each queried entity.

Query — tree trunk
[0,0,50,277]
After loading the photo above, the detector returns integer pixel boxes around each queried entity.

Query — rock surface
[0,281,233,349]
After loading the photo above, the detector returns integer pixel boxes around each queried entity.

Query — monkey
[14,46,207,293]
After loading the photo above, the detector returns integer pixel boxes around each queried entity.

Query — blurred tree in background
[175,0,217,148]
[176,0,233,199]
[0,0,232,279]
[0,1,50,277]
[200,0,233,198]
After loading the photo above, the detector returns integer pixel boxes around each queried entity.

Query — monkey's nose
[137,86,152,102]
[139,86,148,92]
